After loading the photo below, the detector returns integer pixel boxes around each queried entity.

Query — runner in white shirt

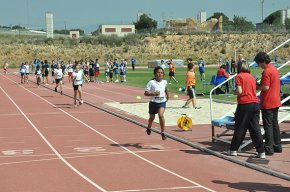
[144,66,169,140]
[72,64,89,107]
[54,64,63,95]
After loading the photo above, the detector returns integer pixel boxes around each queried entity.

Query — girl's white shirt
[72,70,83,85]
[145,79,167,103]
[54,68,63,79]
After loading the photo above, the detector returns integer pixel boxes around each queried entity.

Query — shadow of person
[212,180,290,192]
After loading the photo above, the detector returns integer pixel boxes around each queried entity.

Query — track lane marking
[1,73,215,192]
[0,86,107,192]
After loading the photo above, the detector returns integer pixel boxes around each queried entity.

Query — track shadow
[180,149,210,155]
[246,156,270,165]
[212,180,290,192]
[41,95,53,98]
[111,143,161,150]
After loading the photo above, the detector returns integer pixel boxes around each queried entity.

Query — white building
[281,9,290,25]
[197,11,207,23]
[45,12,53,38]
[70,31,80,39]
[98,25,135,37]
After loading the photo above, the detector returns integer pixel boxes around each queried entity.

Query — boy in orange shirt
[182,58,201,109]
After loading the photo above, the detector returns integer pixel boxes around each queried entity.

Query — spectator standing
[167,59,178,84]
[228,60,265,158]
[131,57,136,71]
[255,52,282,156]
[231,57,236,73]
[216,64,230,93]
[198,58,205,81]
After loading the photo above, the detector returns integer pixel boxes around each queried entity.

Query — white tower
[46,12,53,38]
[197,11,207,23]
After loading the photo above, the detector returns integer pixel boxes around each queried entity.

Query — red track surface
[0,72,290,192]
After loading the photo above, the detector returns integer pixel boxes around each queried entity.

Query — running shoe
[227,150,237,156]
[79,100,84,105]
[161,133,167,140]
[60,91,63,95]
[55,87,57,92]
[256,152,266,159]
[146,128,151,135]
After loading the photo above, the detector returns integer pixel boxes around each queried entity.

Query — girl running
[72,64,89,107]
[3,62,8,74]
[35,65,42,88]
[144,66,169,140]
[54,64,63,95]
[20,63,26,84]
[67,63,74,83]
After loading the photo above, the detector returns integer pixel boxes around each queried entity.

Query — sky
[0,0,289,33]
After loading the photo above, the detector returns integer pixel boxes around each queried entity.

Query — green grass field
[97,65,290,100]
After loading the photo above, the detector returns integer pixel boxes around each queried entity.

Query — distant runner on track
[72,63,89,107]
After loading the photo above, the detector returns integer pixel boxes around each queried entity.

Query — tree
[285,18,290,31]
[134,14,157,33]
[233,15,255,32]
[263,10,281,25]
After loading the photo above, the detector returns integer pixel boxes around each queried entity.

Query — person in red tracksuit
[255,52,282,156]
[228,60,265,158]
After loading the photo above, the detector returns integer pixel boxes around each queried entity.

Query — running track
[0,72,290,192]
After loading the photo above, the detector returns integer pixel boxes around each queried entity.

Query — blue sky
[0,0,289,33]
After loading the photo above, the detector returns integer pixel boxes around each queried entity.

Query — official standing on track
[144,66,169,140]
[229,60,265,158]
[255,51,282,156]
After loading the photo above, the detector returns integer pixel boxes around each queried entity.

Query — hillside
[0,33,289,66]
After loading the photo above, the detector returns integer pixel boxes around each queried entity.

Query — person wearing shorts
[35,65,42,88]
[113,59,119,82]
[67,63,73,83]
[167,59,178,84]
[54,64,63,95]
[182,58,201,109]
[19,63,26,84]
[3,62,8,74]
[94,59,100,82]
[144,66,169,140]
[105,60,110,83]
[72,64,89,107]
[42,60,50,84]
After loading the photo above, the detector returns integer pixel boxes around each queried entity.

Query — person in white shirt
[72,63,89,107]
[144,66,169,140]
[54,64,63,95]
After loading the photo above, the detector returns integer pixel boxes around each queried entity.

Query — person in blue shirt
[113,59,119,82]
[131,57,136,71]
[198,58,205,81]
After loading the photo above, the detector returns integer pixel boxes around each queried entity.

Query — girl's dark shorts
[187,86,196,99]
[73,84,82,91]
[149,101,166,114]
[169,71,174,77]
[55,78,62,84]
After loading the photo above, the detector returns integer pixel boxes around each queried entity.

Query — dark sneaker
[55,87,57,92]
[146,128,151,135]
[194,106,202,109]
[161,133,167,140]
[60,91,63,95]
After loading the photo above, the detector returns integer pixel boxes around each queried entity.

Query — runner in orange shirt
[182,58,201,109]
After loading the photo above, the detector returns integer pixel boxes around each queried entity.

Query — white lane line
[108,186,200,192]
[2,76,215,192]
[0,149,185,166]
[0,86,107,192]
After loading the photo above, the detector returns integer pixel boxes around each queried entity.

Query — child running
[72,64,89,107]
[144,66,169,140]
[54,64,63,95]
[182,58,201,109]
[35,65,42,87]
[3,62,8,74]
